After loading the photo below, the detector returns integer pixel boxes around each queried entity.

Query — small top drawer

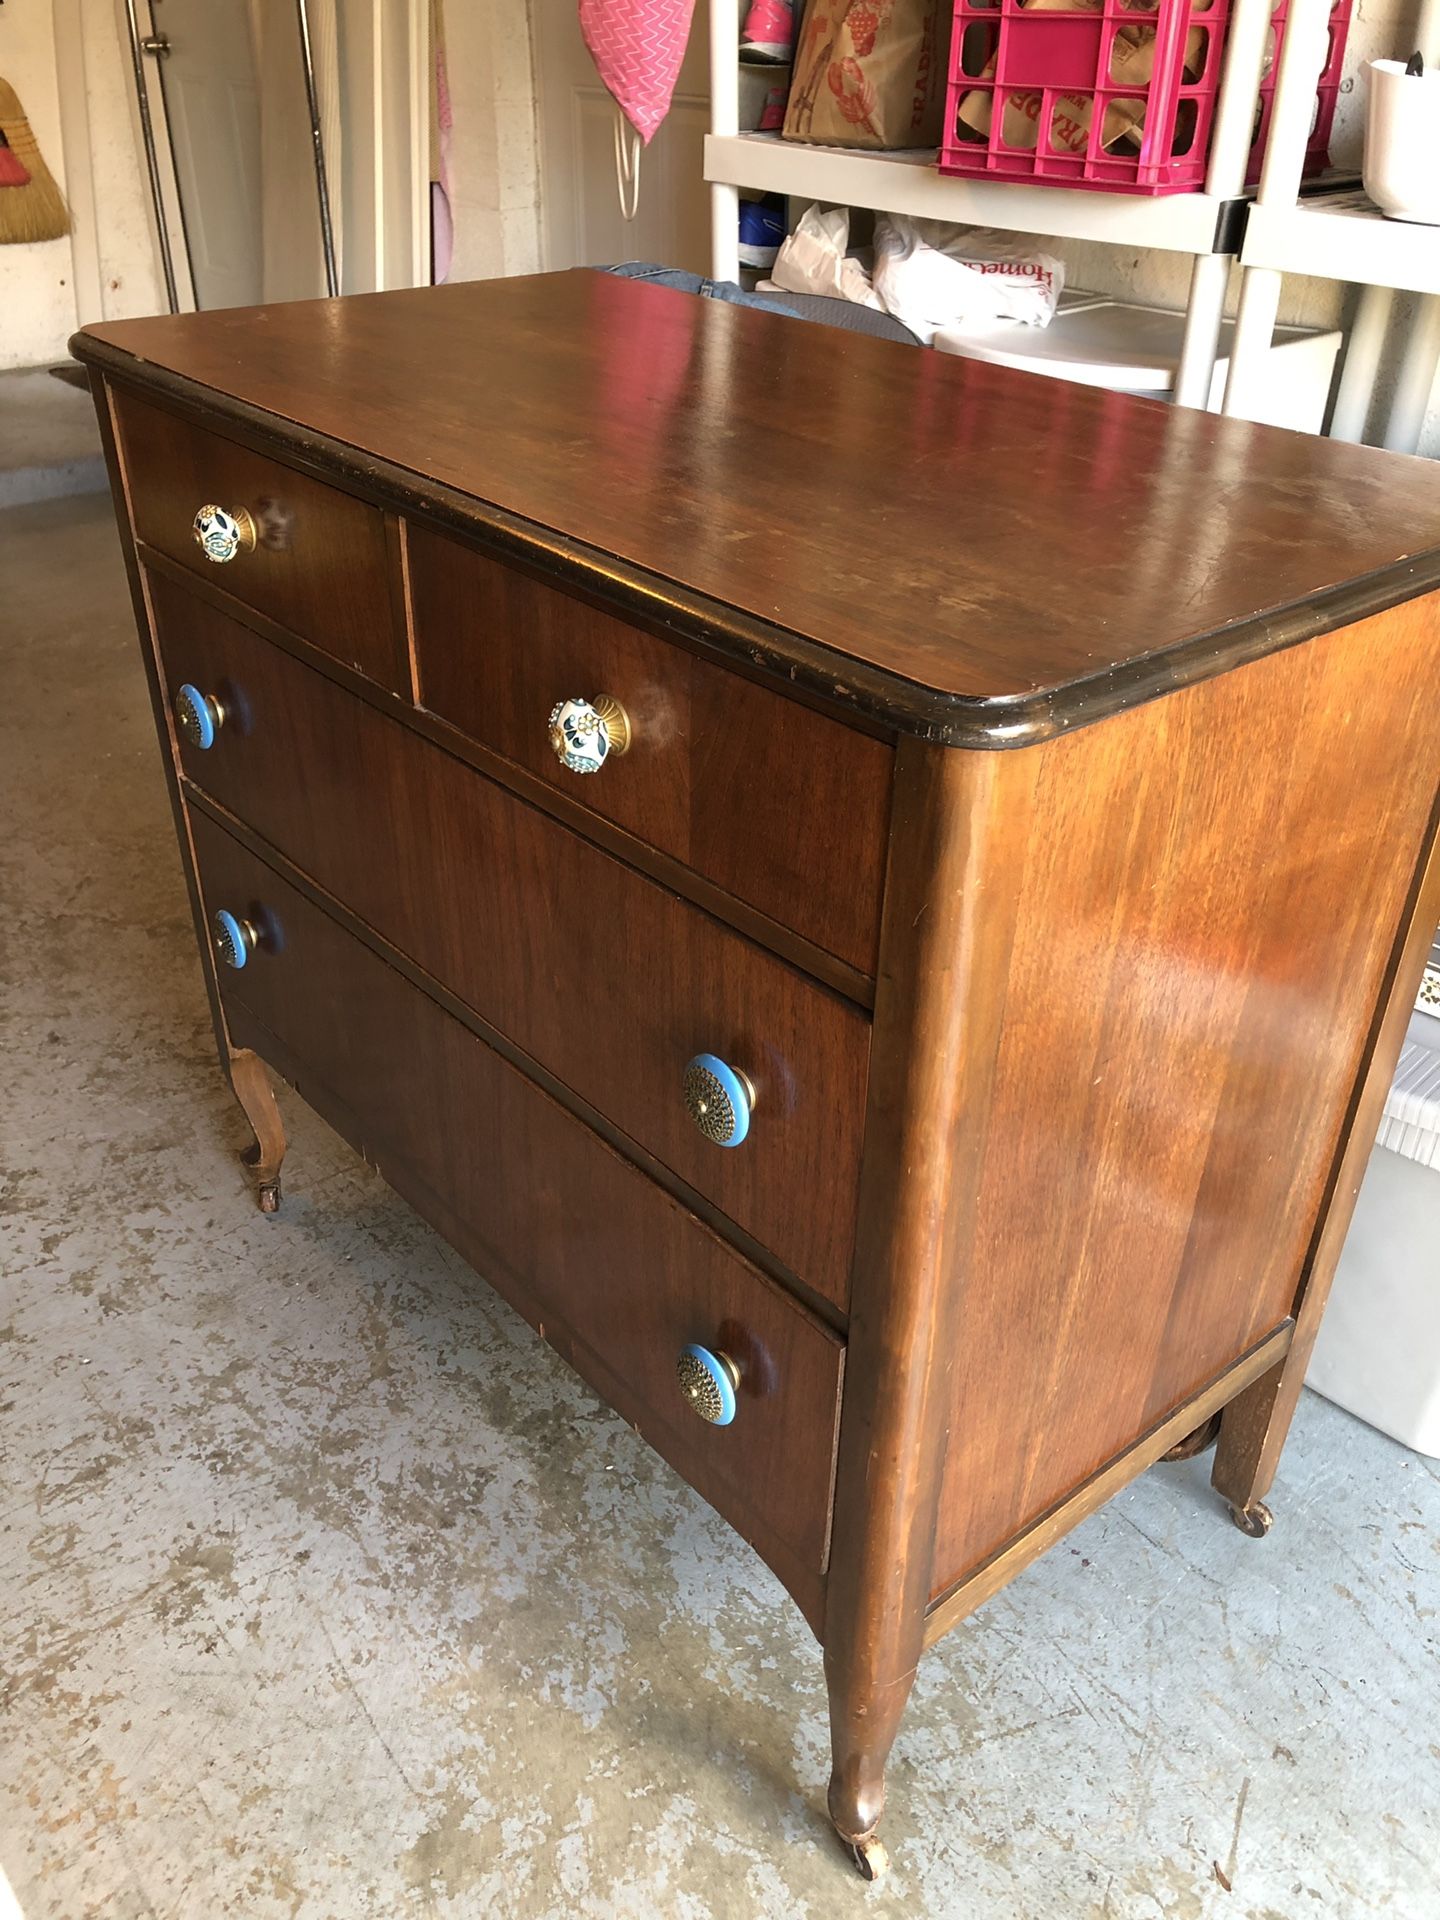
[407,527,892,978]
[113,389,408,695]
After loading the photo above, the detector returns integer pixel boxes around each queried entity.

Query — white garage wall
[442,1,542,283]
[0,0,167,371]
[0,1,76,368]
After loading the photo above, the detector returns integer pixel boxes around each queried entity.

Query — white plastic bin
[1307,998,1440,1457]
[933,294,1343,433]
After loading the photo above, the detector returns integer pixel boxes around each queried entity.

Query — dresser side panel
[930,596,1440,1598]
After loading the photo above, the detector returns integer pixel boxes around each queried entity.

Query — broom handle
[295,0,340,298]
[122,0,180,312]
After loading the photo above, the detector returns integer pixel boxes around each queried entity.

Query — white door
[145,0,264,310]
[132,0,428,309]
[535,0,711,274]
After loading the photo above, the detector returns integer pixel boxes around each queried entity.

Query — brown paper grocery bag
[784,0,947,150]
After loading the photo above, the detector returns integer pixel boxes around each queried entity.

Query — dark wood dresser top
[74,270,1440,745]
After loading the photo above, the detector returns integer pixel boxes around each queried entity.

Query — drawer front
[114,389,407,694]
[408,526,892,977]
[190,809,844,1582]
[155,572,868,1308]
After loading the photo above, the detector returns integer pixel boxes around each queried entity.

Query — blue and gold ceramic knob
[547,695,632,774]
[676,1343,739,1426]
[212,908,257,971]
[174,683,224,751]
[192,503,257,564]
[683,1054,754,1147]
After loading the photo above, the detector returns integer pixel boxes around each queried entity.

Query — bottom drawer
[189,808,844,1602]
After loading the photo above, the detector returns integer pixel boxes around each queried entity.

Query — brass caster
[1161,1412,1222,1462]
[1229,1499,1272,1538]
[847,1837,889,1883]
[257,1179,282,1215]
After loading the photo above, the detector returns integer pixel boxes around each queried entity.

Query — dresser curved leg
[229,1048,286,1213]
[824,1649,914,1881]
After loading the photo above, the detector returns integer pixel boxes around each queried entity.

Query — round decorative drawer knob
[683,1054,754,1148]
[212,908,258,971]
[547,695,631,774]
[174,682,225,751]
[676,1343,739,1426]
[192,503,257,564]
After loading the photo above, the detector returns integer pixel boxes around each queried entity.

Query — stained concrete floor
[0,371,106,509]
[3,490,1439,1920]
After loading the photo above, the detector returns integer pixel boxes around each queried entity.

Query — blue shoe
[738,196,786,268]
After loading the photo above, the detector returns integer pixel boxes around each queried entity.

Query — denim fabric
[599,262,801,317]
[598,261,921,345]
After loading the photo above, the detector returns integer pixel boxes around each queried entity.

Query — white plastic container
[1307,1001,1440,1458]
[933,293,1343,433]
[1364,60,1440,226]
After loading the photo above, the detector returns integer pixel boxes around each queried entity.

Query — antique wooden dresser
[76,273,1440,1878]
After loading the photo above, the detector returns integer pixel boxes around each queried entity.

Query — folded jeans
[599,262,800,317]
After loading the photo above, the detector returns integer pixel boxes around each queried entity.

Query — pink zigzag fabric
[579,0,698,144]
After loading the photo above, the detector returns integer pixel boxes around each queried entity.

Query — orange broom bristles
[0,77,69,245]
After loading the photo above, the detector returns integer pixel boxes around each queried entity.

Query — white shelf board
[1241,188,1440,296]
[705,132,1240,255]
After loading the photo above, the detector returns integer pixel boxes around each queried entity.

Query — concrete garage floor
[3,492,1439,1920]
[0,370,106,510]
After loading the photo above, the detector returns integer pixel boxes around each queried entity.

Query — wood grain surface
[1212,802,1440,1520]
[188,808,844,1594]
[114,388,407,693]
[408,524,892,975]
[151,570,870,1308]
[134,538,877,1007]
[924,593,1440,1598]
[76,274,1440,731]
[823,740,1031,1847]
[924,1322,1294,1644]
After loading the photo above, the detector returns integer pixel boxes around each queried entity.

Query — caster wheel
[848,1837,889,1883]
[257,1179,282,1215]
[1161,1412,1222,1462]
[1229,1500,1272,1538]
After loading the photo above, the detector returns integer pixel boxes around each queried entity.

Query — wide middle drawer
[153,571,868,1309]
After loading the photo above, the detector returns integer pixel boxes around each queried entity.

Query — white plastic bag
[771,204,884,309]
[871,216,1064,345]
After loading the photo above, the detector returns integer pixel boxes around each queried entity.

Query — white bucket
[1363,59,1440,225]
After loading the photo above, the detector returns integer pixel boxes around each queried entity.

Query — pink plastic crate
[939,0,1352,196]
[1248,0,1352,185]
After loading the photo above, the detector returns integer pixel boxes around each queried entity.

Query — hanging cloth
[579,0,697,219]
